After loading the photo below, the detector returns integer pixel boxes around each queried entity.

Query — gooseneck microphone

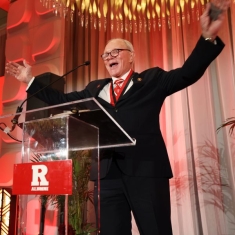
[10,61,90,131]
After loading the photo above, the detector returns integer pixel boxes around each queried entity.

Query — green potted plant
[66,150,96,235]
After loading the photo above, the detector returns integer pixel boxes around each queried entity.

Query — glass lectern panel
[20,115,99,235]
[21,98,136,148]
[0,98,136,235]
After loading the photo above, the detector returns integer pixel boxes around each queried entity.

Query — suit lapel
[88,78,112,97]
[118,72,144,101]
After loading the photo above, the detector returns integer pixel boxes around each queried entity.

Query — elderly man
[6,2,229,235]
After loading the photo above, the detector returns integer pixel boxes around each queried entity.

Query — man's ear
[129,51,135,63]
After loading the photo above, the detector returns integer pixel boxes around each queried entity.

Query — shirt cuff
[204,37,217,45]
[26,77,35,90]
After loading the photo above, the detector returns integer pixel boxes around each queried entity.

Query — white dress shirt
[98,69,133,103]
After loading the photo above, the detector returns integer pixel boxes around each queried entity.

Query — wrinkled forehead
[104,39,127,53]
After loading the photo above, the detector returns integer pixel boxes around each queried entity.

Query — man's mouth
[110,62,118,67]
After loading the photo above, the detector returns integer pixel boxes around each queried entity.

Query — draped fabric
[0,28,6,116]
[0,28,6,76]
[63,4,235,235]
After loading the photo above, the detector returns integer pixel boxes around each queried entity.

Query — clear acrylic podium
[0,98,135,235]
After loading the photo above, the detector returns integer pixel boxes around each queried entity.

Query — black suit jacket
[27,36,224,179]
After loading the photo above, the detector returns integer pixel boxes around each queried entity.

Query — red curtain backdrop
[0,0,235,234]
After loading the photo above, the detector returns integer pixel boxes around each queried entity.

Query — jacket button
[115,109,118,112]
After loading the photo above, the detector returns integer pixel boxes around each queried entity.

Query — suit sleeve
[162,36,225,96]
[27,74,92,105]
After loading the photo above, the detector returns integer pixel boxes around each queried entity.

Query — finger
[5,63,15,73]
[9,61,20,68]
[205,3,211,13]
[23,59,31,68]
[202,3,211,16]
[6,70,14,76]
[5,63,19,75]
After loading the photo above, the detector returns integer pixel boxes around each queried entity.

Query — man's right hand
[5,60,33,84]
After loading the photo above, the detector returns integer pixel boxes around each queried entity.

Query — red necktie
[114,78,124,96]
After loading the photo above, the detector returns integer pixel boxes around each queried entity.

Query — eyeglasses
[101,48,131,60]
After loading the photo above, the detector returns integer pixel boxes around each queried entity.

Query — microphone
[10,61,90,131]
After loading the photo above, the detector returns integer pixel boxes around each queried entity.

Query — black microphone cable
[0,122,22,142]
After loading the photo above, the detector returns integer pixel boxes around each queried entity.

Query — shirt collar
[112,69,131,83]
